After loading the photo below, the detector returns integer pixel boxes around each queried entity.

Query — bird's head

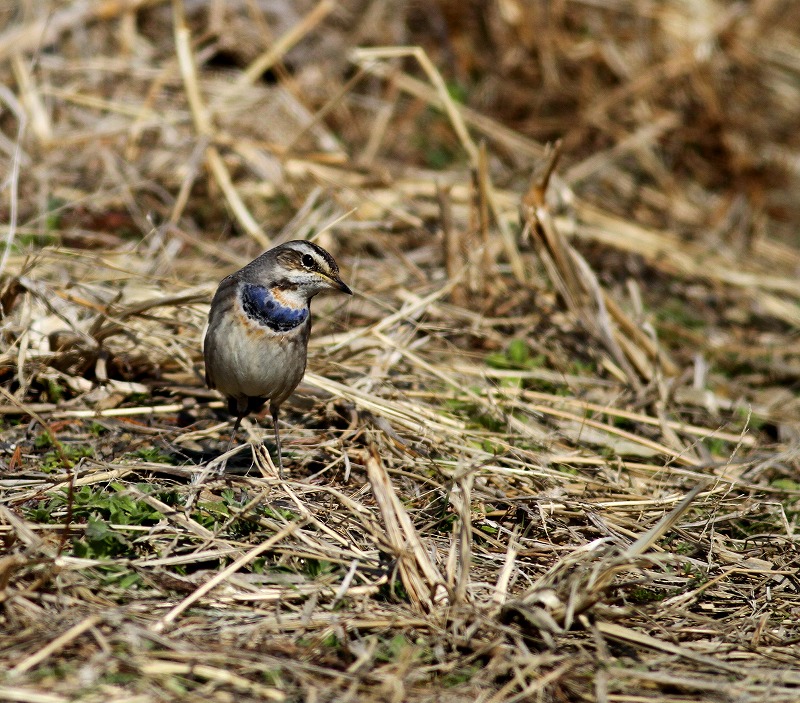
[251,240,352,300]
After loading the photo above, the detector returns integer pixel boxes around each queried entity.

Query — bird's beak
[321,272,352,295]
[334,277,353,295]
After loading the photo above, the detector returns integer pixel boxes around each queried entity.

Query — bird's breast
[205,301,309,404]
[240,283,309,333]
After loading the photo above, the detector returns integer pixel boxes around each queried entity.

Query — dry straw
[1,1,799,702]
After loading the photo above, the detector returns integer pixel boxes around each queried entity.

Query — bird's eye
[301,254,315,269]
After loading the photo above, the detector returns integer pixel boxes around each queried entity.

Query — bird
[203,240,352,477]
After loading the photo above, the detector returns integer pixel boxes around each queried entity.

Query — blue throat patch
[240,283,308,332]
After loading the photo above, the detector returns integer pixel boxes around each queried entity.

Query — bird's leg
[270,403,284,479]
[225,413,244,456]
[216,413,243,475]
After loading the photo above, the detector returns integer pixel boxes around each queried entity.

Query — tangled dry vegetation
[2,1,800,701]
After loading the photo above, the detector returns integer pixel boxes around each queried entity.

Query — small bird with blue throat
[203,239,352,477]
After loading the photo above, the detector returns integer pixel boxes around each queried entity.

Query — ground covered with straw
[1,2,800,702]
